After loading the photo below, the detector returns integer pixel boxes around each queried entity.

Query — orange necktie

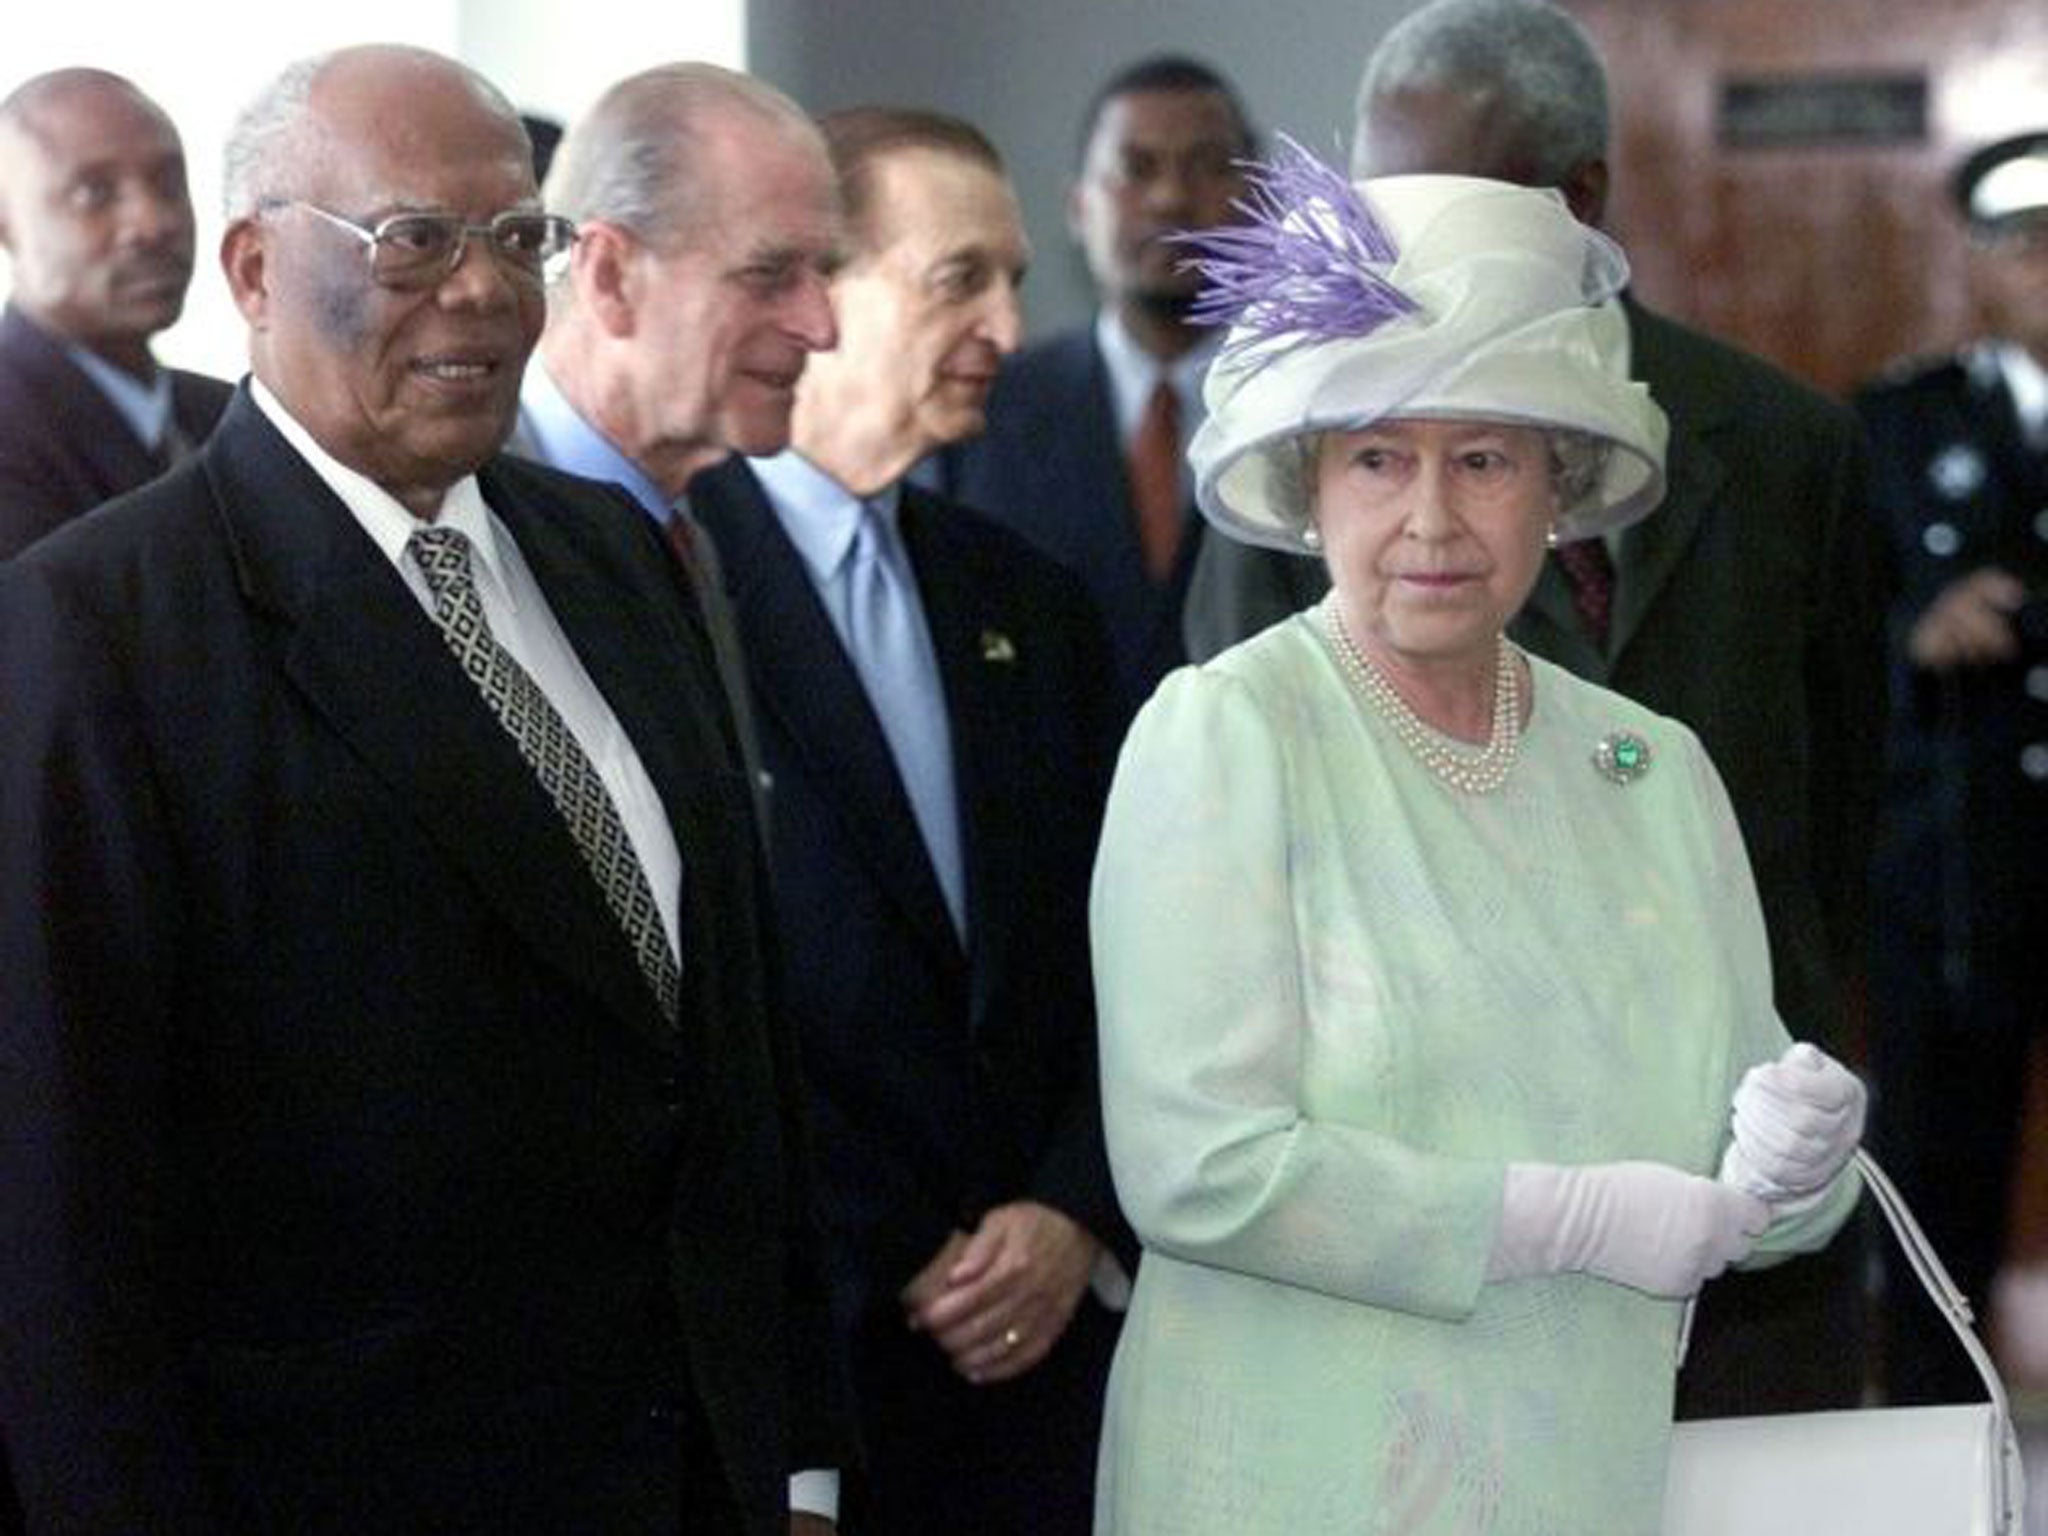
[1128,380,1183,583]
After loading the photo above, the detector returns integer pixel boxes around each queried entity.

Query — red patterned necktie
[1128,379,1183,583]
[1552,538,1616,650]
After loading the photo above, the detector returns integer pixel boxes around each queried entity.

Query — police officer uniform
[1854,129,2048,1403]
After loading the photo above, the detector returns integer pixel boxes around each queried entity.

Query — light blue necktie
[842,499,966,937]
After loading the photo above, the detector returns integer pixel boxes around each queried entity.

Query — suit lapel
[2,305,164,496]
[898,486,1015,1018]
[1072,336,1195,656]
[695,461,961,963]
[206,395,672,1046]
[1608,302,1724,661]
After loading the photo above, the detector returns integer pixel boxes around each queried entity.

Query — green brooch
[1594,730,1653,785]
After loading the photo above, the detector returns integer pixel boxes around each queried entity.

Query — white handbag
[1661,1150,2025,1535]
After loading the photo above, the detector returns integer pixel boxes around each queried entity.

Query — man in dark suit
[1182,0,1886,1417]
[690,109,1133,1534]
[1855,131,2048,1404]
[0,69,230,558]
[0,44,844,1535]
[513,62,842,842]
[926,57,1253,723]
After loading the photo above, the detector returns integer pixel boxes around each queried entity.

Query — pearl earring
[1301,524,1323,551]
[1544,524,1560,549]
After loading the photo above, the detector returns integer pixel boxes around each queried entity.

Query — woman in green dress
[1090,152,1867,1534]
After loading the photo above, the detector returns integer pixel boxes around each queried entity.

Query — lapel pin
[979,629,1016,664]
[1593,730,1653,785]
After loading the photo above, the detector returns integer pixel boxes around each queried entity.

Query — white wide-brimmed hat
[1183,147,1669,552]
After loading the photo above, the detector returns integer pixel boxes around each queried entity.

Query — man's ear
[1562,157,1611,231]
[221,217,271,328]
[573,221,641,339]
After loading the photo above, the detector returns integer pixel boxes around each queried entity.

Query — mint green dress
[1090,603,1857,1536]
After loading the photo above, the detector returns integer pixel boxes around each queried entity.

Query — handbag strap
[1852,1149,2015,1423]
[1756,1150,2024,1535]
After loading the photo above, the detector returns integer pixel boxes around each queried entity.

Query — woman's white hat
[1183,146,1669,551]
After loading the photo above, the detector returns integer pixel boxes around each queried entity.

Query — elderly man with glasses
[0,43,847,1535]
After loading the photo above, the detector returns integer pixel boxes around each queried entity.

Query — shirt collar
[249,378,517,611]
[1093,307,1224,444]
[517,360,675,523]
[67,342,174,450]
[750,449,900,586]
[1992,341,2048,445]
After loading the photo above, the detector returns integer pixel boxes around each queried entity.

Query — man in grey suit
[1183,0,1885,1416]
[513,63,842,832]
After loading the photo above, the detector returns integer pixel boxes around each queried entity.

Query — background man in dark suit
[690,108,1133,1534]
[0,43,843,1534]
[1182,0,1886,1417]
[925,57,1252,723]
[0,68,231,557]
[514,62,843,841]
[1855,131,2048,1404]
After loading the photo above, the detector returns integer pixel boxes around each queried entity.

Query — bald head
[223,44,527,221]
[0,69,195,372]
[1352,0,1612,224]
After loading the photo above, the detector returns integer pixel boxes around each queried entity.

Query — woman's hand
[1720,1042,1865,1203]
[1489,1161,1770,1298]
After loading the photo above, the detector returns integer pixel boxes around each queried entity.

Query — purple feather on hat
[1175,134,1417,366]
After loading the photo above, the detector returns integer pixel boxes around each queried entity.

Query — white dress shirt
[249,381,682,965]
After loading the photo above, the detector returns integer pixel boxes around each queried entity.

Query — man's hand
[901,1202,1099,1385]
[1907,566,2026,670]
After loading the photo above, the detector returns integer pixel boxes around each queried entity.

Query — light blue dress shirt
[67,344,176,455]
[515,362,673,523]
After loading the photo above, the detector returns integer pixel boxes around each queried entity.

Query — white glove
[1719,1042,1866,1203]
[1488,1160,1770,1298]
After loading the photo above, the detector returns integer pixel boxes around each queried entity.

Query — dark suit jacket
[1180,299,1886,1414]
[0,304,232,558]
[1854,348,2048,933]
[690,461,1133,1521]
[0,392,846,1534]
[928,326,1202,725]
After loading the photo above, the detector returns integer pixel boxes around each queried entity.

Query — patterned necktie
[842,500,965,936]
[408,526,681,1021]
[1552,537,1617,652]
[1128,379,1184,583]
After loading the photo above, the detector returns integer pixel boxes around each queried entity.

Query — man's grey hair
[221,54,324,220]
[221,47,523,220]
[1274,425,1610,539]
[543,63,819,251]
[1352,0,1609,186]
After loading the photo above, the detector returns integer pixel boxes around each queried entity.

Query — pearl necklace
[1322,601,1522,795]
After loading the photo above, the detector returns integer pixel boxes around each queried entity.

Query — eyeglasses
[282,201,576,288]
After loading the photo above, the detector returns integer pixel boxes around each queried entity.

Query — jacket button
[1921,521,1960,557]
[2021,745,2048,782]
